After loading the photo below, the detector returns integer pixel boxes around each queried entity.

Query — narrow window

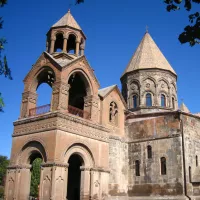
[196,155,198,167]
[147,145,152,159]
[172,97,175,109]
[109,102,118,125]
[135,160,140,176]
[146,93,152,107]
[133,95,138,108]
[161,94,166,107]
[161,157,167,175]
[189,166,191,182]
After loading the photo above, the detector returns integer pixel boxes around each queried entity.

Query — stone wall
[108,136,128,198]
[182,113,200,198]
[126,113,186,199]
[121,69,178,112]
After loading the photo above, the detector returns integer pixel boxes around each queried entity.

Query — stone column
[5,165,32,200]
[155,84,158,106]
[51,81,70,112]
[50,38,56,54]
[90,168,110,200]
[63,37,68,52]
[40,163,69,200]
[80,167,91,200]
[84,95,99,122]
[20,91,38,118]
[75,40,80,56]
[80,44,85,56]
[46,40,49,52]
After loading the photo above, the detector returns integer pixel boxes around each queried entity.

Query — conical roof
[52,10,81,30]
[122,32,176,77]
[180,103,190,113]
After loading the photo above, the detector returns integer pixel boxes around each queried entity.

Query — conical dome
[122,32,176,77]
[52,10,81,30]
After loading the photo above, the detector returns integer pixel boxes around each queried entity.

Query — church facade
[4,11,200,200]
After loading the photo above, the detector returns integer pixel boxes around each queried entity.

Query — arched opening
[146,93,152,107]
[133,95,138,109]
[109,101,118,125]
[161,94,166,107]
[147,145,152,159]
[36,83,52,107]
[29,154,43,199]
[54,33,64,52]
[67,154,84,200]
[68,73,88,110]
[67,34,76,54]
[161,157,167,175]
[29,68,55,116]
[189,166,192,182]
[135,160,140,176]
[172,97,175,109]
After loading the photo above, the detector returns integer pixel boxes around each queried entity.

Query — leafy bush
[0,186,4,198]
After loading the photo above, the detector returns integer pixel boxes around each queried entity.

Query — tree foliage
[164,0,200,46]
[30,158,42,197]
[0,0,12,112]
[0,155,9,186]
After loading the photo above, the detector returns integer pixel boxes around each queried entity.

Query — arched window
[161,94,166,107]
[161,157,167,175]
[109,102,118,125]
[189,166,191,182]
[29,68,55,117]
[67,34,76,54]
[146,93,152,107]
[135,160,140,176]
[196,155,198,167]
[133,95,138,108]
[54,33,64,52]
[172,97,175,109]
[147,145,152,159]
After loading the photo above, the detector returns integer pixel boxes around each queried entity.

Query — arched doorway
[17,141,47,200]
[67,154,84,200]
[29,153,42,199]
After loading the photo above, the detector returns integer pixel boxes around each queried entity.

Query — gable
[99,85,127,109]
[23,52,62,82]
[62,55,100,89]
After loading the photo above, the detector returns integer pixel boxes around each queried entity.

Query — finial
[68,9,71,13]
[146,25,149,33]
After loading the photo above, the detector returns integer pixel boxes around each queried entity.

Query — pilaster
[51,81,70,112]
[20,91,38,118]
[40,162,69,200]
[84,95,99,123]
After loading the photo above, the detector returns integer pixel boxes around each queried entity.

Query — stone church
[4,10,200,200]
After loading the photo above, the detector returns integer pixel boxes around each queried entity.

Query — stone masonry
[4,10,200,200]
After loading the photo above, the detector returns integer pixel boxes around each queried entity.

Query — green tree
[0,0,12,112]
[164,0,200,46]
[30,158,42,197]
[75,0,200,46]
[0,155,9,186]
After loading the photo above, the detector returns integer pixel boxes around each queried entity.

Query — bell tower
[46,10,86,56]
[5,10,111,200]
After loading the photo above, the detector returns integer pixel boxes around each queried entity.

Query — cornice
[13,111,110,142]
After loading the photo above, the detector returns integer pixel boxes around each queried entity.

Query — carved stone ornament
[146,83,150,88]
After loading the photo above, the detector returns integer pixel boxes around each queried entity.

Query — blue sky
[0,0,200,157]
